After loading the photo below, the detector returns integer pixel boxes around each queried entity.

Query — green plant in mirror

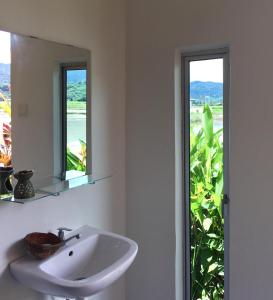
[190,105,224,300]
[67,139,86,172]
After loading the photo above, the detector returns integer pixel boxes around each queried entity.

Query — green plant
[66,140,86,172]
[190,105,224,300]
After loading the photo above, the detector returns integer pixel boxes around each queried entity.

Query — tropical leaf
[66,140,87,172]
[202,104,214,147]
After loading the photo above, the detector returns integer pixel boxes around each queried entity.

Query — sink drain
[74,276,86,281]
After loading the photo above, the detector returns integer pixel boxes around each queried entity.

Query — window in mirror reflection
[0,31,11,167]
[62,65,87,180]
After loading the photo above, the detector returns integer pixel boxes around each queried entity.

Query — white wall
[0,0,126,299]
[126,0,273,300]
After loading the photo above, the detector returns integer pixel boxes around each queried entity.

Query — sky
[190,58,223,83]
[0,30,11,64]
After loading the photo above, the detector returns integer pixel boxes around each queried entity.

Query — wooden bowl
[24,232,62,259]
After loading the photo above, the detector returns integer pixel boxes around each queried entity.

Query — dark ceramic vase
[14,170,35,199]
[0,166,13,194]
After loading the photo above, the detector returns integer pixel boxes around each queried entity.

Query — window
[182,49,229,300]
[61,64,87,180]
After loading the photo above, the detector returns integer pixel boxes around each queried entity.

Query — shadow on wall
[0,266,41,299]
[5,239,25,262]
[0,265,67,300]
[1,240,58,300]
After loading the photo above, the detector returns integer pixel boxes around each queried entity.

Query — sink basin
[10,225,138,298]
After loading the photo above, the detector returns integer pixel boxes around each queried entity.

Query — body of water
[67,114,86,145]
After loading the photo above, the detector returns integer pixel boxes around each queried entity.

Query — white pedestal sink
[10,226,138,299]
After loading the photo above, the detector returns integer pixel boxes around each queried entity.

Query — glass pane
[0,31,11,168]
[189,58,224,299]
[66,68,87,179]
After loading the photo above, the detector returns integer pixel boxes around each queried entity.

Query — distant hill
[0,63,11,99]
[0,63,10,74]
[67,70,87,101]
[0,63,87,101]
[0,63,87,84]
[0,63,10,85]
[190,81,223,105]
[67,82,86,101]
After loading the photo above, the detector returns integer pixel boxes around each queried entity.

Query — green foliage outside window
[67,140,86,172]
[190,105,224,300]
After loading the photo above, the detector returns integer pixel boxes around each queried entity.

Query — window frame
[60,63,89,180]
[181,48,230,300]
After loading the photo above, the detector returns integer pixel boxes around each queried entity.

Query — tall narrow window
[183,50,229,300]
[61,65,87,180]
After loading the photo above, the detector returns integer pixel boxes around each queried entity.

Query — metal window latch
[222,194,230,216]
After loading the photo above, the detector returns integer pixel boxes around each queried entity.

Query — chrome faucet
[57,227,80,243]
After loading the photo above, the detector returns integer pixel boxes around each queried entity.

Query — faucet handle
[57,227,72,240]
[57,227,72,232]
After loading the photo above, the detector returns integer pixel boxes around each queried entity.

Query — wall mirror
[0,29,97,203]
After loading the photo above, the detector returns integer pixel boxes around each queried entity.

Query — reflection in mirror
[0,29,91,197]
[62,65,87,180]
[0,31,11,169]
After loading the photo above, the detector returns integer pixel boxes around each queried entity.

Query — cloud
[190,58,223,83]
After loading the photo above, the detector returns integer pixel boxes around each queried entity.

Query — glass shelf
[0,174,112,204]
